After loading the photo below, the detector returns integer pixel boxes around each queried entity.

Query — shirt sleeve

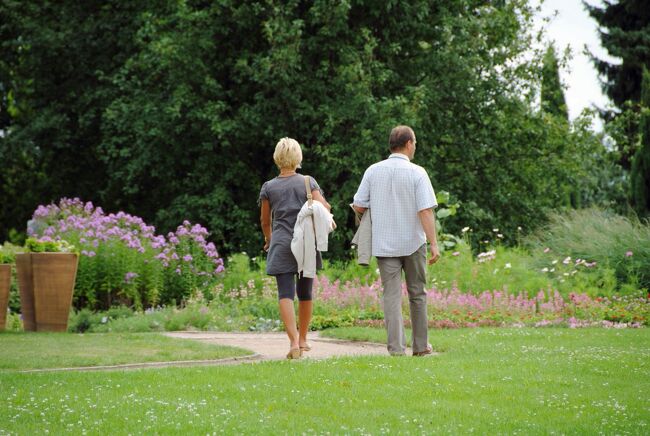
[258,181,269,206]
[309,176,324,196]
[415,170,437,211]
[353,169,371,208]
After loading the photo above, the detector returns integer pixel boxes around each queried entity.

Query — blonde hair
[273,137,303,170]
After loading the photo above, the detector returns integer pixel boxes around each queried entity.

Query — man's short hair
[389,126,415,151]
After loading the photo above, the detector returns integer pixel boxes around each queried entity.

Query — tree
[585,0,650,168]
[1,0,619,258]
[630,68,650,216]
[0,1,161,241]
[585,0,650,107]
[541,45,569,121]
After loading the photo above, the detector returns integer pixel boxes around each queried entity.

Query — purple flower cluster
[29,198,225,277]
[154,220,225,276]
[124,272,139,284]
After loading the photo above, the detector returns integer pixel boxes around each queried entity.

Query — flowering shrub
[28,198,224,310]
[312,277,648,328]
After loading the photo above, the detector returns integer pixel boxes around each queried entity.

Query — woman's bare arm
[260,199,272,251]
[312,190,331,211]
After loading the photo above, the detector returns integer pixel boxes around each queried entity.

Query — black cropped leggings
[274,272,313,301]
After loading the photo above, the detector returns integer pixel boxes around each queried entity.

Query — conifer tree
[541,45,569,121]
[630,68,650,216]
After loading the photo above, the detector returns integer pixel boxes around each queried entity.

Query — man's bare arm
[418,208,440,265]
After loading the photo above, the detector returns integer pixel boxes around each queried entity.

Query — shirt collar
[388,153,410,161]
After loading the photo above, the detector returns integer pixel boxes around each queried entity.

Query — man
[353,125,440,356]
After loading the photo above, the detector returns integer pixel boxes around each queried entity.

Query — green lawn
[0,332,251,370]
[1,328,648,434]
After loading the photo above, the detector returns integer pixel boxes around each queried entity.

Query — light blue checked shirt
[353,153,437,257]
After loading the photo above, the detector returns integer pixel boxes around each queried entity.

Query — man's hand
[263,239,270,252]
[353,205,367,215]
[428,244,440,265]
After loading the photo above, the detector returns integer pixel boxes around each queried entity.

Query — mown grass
[0,332,251,370]
[1,328,648,434]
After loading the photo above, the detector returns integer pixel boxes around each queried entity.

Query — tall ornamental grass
[527,208,650,291]
[28,198,225,310]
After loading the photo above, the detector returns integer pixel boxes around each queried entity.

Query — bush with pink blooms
[309,277,648,329]
[27,198,224,310]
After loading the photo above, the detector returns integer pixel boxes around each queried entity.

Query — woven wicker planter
[16,253,78,332]
[0,264,10,331]
[15,253,36,331]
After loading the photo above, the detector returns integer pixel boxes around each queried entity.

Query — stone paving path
[164,331,393,362]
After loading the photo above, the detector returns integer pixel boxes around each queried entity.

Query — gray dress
[259,174,323,275]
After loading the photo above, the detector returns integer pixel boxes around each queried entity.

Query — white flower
[493,228,499,232]
[504,263,511,269]
[462,226,470,233]
[542,267,549,272]
[497,233,503,238]
[552,260,558,265]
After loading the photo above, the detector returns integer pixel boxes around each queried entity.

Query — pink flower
[452,252,460,256]
[625,251,633,257]
[543,247,551,253]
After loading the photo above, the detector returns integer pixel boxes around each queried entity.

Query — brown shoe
[286,348,302,359]
[413,344,433,357]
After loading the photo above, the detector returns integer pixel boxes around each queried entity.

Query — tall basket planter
[15,253,36,331]
[16,253,78,332]
[0,264,10,331]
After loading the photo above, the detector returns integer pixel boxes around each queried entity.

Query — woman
[259,137,331,359]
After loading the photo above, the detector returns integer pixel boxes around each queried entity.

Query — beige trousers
[377,244,429,355]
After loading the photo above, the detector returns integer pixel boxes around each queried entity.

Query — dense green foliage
[0,0,621,258]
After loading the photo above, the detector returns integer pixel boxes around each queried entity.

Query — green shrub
[527,208,650,292]
[24,237,77,253]
[68,306,136,333]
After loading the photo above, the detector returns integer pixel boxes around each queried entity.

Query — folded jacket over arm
[350,205,372,266]
[291,200,335,278]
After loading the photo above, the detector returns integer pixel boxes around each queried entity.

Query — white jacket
[291,200,335,278]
